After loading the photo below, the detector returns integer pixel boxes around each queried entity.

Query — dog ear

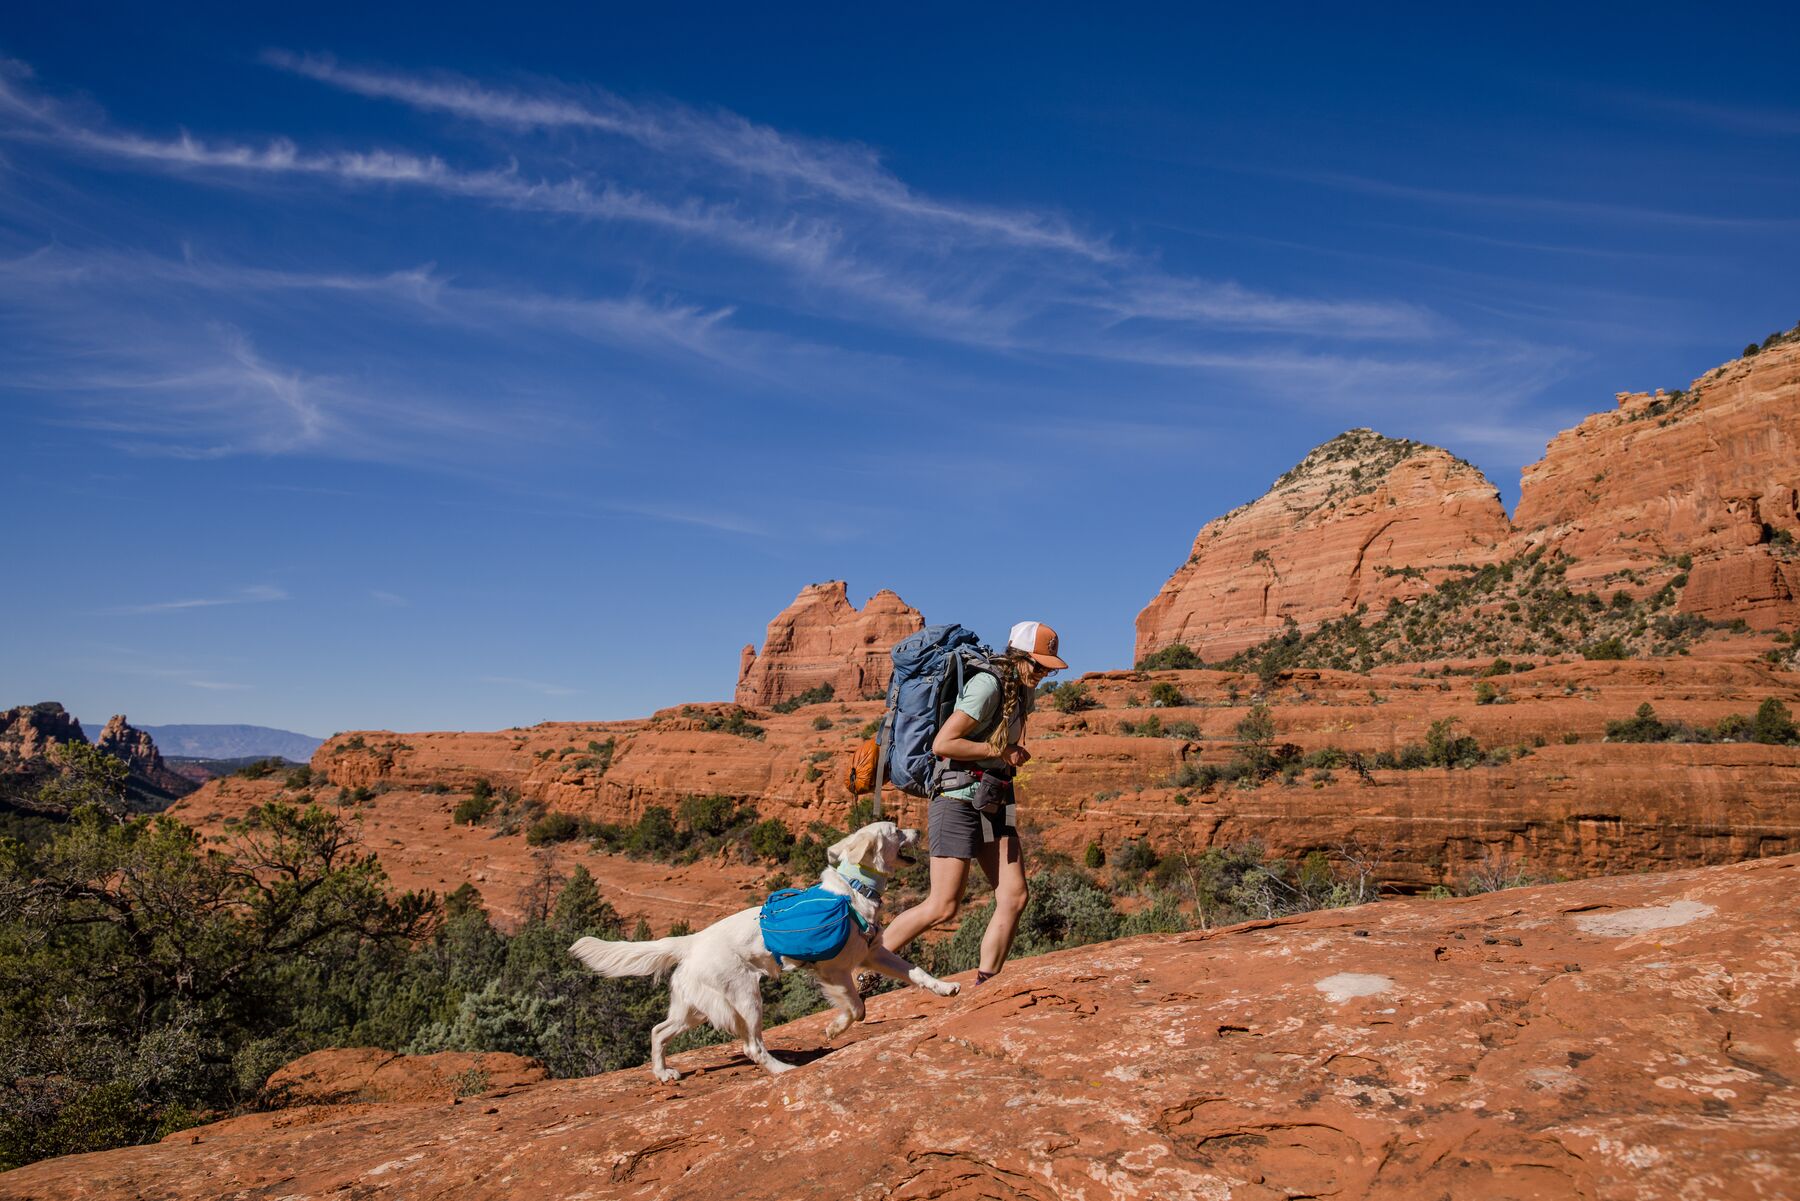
[826,828,869,868]
[870,831,897,875]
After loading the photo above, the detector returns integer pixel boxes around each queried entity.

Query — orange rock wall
[265,654,1800,911]
[1136,433,1513,662]
[1138,340,1800,665]
[734,581,923,707]
[1515,339,1800,624]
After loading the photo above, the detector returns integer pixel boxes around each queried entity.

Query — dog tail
[568,934,687,979]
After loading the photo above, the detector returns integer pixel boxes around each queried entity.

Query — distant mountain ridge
[84,722,324,761]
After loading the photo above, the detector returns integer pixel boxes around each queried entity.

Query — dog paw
[652,1067,682,1083]
[824,1017,851,1040]
[935,981,960,997]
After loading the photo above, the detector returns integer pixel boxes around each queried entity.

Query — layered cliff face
[1136,431,1512,662]
[18,854,1798,1200]
[94,714,191,799]
[1515,333,1800,627]
[0,702,88,801]
[1139,333,1800,667]
[734,581,923,707]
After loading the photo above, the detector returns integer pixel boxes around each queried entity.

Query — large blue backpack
[876,624,996,800]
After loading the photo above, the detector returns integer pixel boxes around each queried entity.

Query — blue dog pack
[759,886,865,963]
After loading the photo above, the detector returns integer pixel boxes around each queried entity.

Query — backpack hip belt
[935,762,1015,792]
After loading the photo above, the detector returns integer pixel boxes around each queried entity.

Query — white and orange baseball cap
[1008,621,1068,670]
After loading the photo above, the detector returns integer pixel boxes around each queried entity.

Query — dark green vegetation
[1167,704,1531,794]
[0,801,436,1169]
[1267,429,1478,508]
[670,706,766,740]
[770,684,835,714]
[1049,682,1099,714]
[1604,698,1799,745]
[1147,549,1755,680]
[0,742,133,847]
[1116,714,1202,739]
[1136,644,1204,671]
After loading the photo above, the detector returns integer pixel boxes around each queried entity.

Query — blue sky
[3,4,1796,737]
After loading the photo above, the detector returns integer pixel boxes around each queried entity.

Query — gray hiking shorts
[927,794,1016,859]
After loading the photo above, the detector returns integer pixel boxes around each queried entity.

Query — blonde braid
[986,651,1031,754]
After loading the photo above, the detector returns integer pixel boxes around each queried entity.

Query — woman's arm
[933,710,1028,765]
[932,710,995,761]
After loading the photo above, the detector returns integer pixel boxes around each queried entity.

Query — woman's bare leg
[975,834,1028,976]
[880,855,970,953]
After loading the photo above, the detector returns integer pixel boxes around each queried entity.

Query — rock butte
[9,854,1796,1200]
[1137,337,1800,662]
[0,702,193,809]
[736,581,923,709]
[1137,429,1513,662]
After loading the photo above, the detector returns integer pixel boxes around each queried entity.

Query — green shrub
[626,807,681,857]
[1148,682,1186,708]
[1473,680,1499,705]
[810,716,833,731]
[749,819,795,862]
[1050,682,1099,714]
[771,684,835,714]
[1083,842,1105,869]
[1135,644,1202,671]
[1606,702,1674,743]
[1113,839,1159,875]
[1423,718,1482,768]
[677,794,742,838]
[1562,732,1581,745]
[1581,636,1630,661]
[1752,698,1798,744]
[284,766,314,789]
[453,791,496,826]
[525,812,581,846]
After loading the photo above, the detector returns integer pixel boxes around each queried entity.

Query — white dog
[569,820,959,1081]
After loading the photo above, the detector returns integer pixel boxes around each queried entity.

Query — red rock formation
[0,702,88,795]
[0,702,193,807]
[1136,431,1513,662]
[735,581,923,708]
[1140,337,1800,665]
[94,715,191,799]
[1514,335,1800,626]
[16,854,1798,1200]
[261,1049,546,1107]
[165,652,1796,923]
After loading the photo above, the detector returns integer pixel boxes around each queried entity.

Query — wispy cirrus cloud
[100,584,288,616]
[1261,166,1800,232]
[263,51,1115,261]
[0,61,1437,348]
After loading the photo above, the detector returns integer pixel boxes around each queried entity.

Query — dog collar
[833,865,883,900]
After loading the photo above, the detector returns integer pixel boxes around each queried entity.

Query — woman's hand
[1002,744,1031,768]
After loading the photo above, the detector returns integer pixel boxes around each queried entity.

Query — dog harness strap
[832,865,883,900]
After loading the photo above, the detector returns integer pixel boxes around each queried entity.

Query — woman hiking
[881,621,1067,984]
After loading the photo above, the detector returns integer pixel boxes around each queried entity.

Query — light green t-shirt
[939,672,1031,801]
